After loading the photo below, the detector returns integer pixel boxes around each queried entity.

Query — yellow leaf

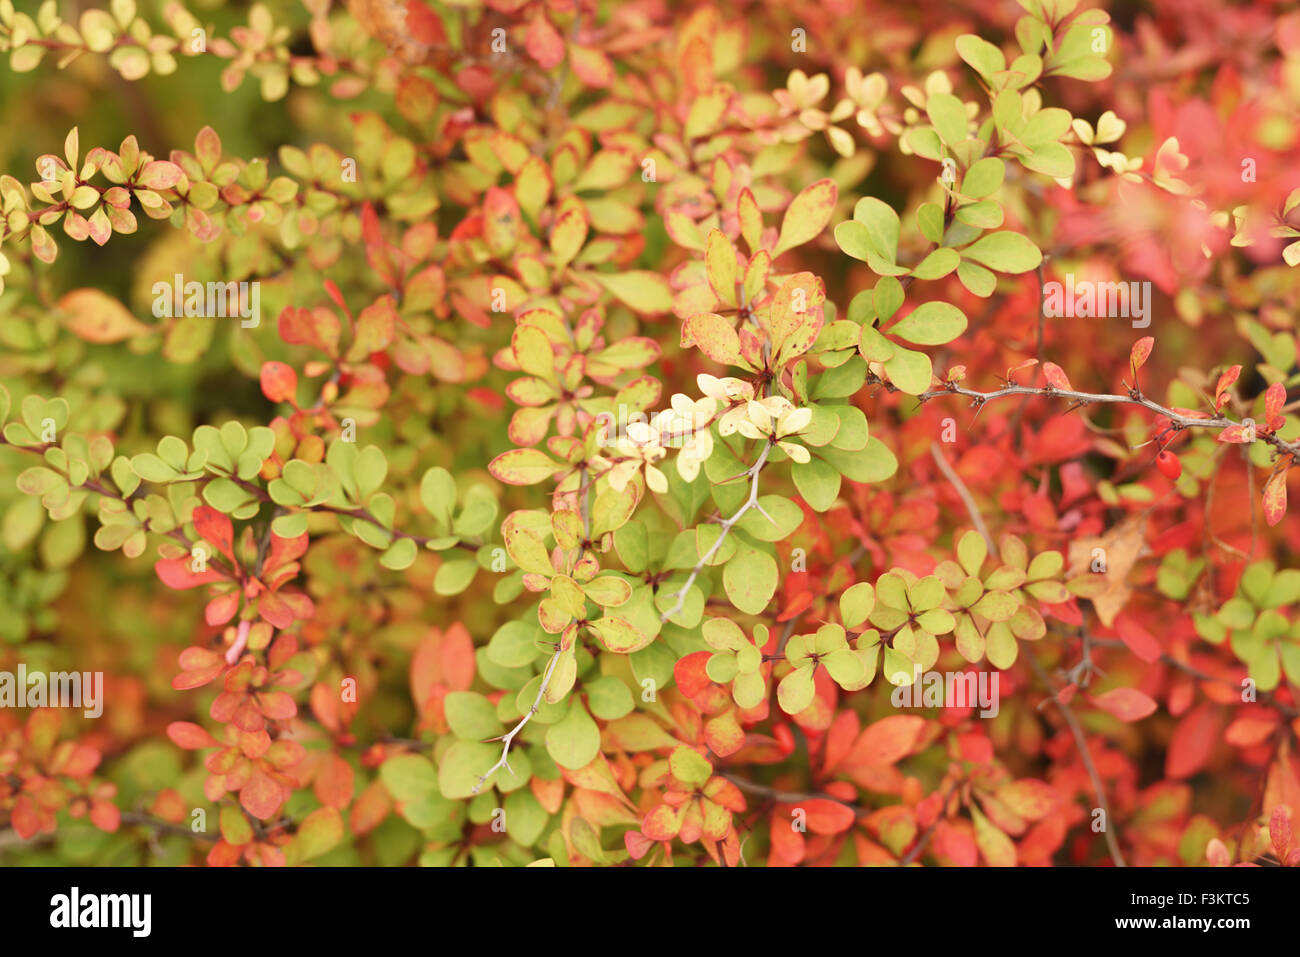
[57,289,150,343]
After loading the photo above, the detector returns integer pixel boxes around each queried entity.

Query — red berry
[1156,450,1181,480]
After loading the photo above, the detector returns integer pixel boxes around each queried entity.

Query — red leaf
[1114,613,1162,663]
[1129,336,1154,379]
[1042,361,1073,391]
[404,0,447,44]
[155,557,224,589]
[315,753,356,809]
[90,800,121,833]
[1166,703,1222,779]
[1217,423,1256,443]
[799,798,856,834]
[12,796,39,839]
[1090,687,1158,722]
[1215,365,1241,410]
[192,506,235,562]
[674,651,714,698]
[260,361,298,404]
[167,721,218,749]
[1269,805,1292,859]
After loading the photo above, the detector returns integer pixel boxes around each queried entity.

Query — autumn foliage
[1,0,1300,868]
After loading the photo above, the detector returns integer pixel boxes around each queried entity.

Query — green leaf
[545,698,601,770]
[882,347,933,395]
[380,538,417,570]
[961,157,1005,199]
[669,745,712,787]
[435,559,478,595]
[777,665,816,714]
[792,456,841,512]
[888,302,967,345]
[961,231,1042,274]
[420,467,457,528]
[289,807,343,863]
[956,34,1006,81]
[445,691,506,740]
[926,92,969,146]
[723,541,778,614]
[380,754,440,802]
[584,676,634,720]
[846,197,900,263]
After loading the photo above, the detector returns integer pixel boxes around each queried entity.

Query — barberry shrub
[0,0,1298,869]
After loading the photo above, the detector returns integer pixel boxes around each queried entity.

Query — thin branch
[1026,652,1127,867]
[659,441,773,623]
[917,381,1300,460]
[930,442,994,551]
[721,773,869,818]
[471,644,564,795]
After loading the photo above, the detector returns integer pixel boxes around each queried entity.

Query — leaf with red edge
[994,780,1057,820]
[1129,336,1154,380]
[1265,381,1286,425]
[624,829,655,860]
[1166,702,1222,779]
[642,803,682,841]
[799,797,856,834]
[525,13,565,69]
[1215,365,1241,411]
[1090,687,1158,722]
[260,361,298,404]
[1263,464,1289,527]
[1042,362,1073,391]
[240,768,285,820]
[1114,613,1162,663]
[1218,423,1256,443]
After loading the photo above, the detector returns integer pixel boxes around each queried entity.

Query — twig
[1026,652,1127,867]
[917,382,1300,460]
[472,644,564,795]
[930,443,994,551]
[659,441,773,623]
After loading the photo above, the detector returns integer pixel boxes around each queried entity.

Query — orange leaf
[850,714,924,767]
[1090,687,1158,722]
